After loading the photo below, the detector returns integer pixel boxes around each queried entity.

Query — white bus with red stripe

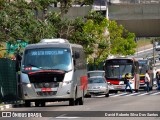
[19,39,87,107]
[103,57,140,93]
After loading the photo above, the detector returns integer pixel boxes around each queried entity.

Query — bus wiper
[26,64,43,70]
[139,64,144,74]
[47,68,71,73]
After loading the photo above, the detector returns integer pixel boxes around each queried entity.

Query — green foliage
[0,0,136,65]
[76,0,94,6]
[0,0,56,46]
[33,0,57,9]
[71,12,136,65]
[108,20,136,56]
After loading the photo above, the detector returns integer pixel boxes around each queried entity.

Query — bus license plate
[116,86,122,89]
[41,88,52,92]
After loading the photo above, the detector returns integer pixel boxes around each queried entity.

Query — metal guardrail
[109,0,160,4]
[75,0,160,7]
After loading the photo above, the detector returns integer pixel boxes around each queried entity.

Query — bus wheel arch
[74,87,79,105]
[79,90,84,105]
[69,87,78,106]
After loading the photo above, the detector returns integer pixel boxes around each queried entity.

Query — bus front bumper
[109,84,126,91]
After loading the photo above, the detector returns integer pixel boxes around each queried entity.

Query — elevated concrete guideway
[108,0,160,37]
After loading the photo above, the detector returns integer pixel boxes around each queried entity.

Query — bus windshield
[105,64,133,79]
[138,60,148,74]
[22,48,72,71]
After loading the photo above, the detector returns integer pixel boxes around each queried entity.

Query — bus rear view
[19,39,87,107]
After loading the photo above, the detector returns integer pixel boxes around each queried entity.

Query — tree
[70,11,110,66]
[0,0,136,63]
[70,11,136,66]
[108,20,136,56]
[0,0,56,49]
[32,0,57,19]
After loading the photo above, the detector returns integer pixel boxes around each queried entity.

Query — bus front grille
[34,82,59,88]
[28,72,65,83]
[37,91,57,96]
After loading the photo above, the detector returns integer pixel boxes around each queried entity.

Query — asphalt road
[1,89,160,120]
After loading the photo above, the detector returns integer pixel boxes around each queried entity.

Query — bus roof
[40,38,69,43]
[24,39,83,50]
[106,57,138,61]
[25,42,71,50]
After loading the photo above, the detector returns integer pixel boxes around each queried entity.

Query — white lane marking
[136,48,153,54]
[90,91,160,98]
[137,92,149,96]
[150,91,160,95]
[56,114,80,119]
[125,92,140,96]
[110,93,128,97]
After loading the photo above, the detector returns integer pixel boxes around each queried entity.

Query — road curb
[0,102,56,110]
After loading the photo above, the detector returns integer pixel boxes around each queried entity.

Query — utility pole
[106,0,109,19]
[153,39,155,67]
[100,0,102,12]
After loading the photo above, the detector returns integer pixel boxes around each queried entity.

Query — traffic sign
[6,40,28,54]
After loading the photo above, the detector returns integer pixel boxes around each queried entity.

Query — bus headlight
[27,83,32,88]
[119,81,124,85]
[63,80,72,86]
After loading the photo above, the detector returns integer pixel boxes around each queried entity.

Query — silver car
[87,70,105,78]
[86,76,109,97]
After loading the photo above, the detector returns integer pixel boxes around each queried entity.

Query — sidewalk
[0,104,13,110]
[0,101,24,111]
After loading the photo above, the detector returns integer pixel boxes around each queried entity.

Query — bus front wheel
[69,99,75,106]
[79,97,84,105]
[35,101,40,107]
[105,93,109,97]
[41,102,45,107]
[25,101,31,107]
[135,89,139,93]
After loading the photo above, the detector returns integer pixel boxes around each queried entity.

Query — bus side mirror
[74,51,80,59]
[17,54,22,61]
[15,54,22,72]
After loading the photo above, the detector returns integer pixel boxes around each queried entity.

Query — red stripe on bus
[80,76,88,90]
[106,80,119,85]
[28,70,64,75]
